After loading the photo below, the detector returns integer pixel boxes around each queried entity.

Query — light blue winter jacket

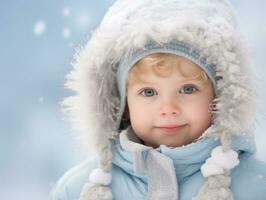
[51,127,266,200]
[50,0,266,199]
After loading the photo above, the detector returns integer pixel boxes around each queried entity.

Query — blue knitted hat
[116,40,218,131]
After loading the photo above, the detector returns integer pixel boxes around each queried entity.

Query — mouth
[157,124,187,133]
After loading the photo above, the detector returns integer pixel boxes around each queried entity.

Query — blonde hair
[127,53,211,86]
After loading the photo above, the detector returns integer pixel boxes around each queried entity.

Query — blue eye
[140,88,157,97]
[180,85,198,94]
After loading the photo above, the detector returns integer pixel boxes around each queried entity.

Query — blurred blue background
[0,0,265,199]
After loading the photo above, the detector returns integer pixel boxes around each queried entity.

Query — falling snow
[77,13,90,27]
[63,27,71,39]
[257,174,264,180]
[33,8,91,41]
[2,1,266,200]
[39,97,44,103]
[34,21,46,36]
[63,7,70,16]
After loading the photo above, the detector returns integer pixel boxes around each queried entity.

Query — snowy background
[0,0,265,199]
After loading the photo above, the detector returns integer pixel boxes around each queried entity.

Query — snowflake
[63,27,71,39]
[34,20,46,36]
[77,13,90,27]
[39,97,44,103]
[63,7,70,17]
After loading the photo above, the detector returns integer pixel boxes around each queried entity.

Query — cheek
[128,102,152,128]
[188,101,212,125]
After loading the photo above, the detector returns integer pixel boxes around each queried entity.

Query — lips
[157,124,187,133]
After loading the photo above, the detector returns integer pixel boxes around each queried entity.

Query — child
[51,0,266,199]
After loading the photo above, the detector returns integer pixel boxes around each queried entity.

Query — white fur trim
[201,146,240,177]
[89,168,112,185]
[61,0,256,157]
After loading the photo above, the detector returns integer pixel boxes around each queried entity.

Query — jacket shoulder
[232,154,266,200]
[50,159,97,200]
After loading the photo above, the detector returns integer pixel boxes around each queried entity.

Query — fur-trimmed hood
[61,0,257,199]
[62,0,255,155]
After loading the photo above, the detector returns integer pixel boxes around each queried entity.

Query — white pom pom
[210,146,239,170]
[89,168,112,186]
[201,158,224,177]
[201,146,240,177]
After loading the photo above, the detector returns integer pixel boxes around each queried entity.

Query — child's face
[126,56,214,148]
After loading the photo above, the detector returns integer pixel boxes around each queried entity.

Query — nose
[160,101,180,117]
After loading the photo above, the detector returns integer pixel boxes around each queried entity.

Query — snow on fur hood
[60,0,257,199]
[62,0,255,154]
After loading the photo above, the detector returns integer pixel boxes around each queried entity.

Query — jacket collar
[112,126,255,181]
